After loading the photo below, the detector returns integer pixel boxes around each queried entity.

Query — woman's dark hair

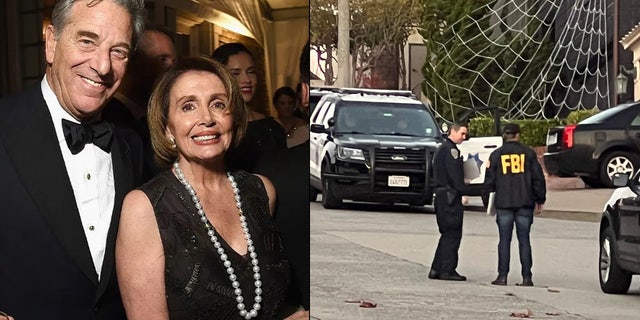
[272,86,296,105]
[211,42,254,66]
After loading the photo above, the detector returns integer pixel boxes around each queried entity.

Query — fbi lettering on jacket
[500,154,525,174]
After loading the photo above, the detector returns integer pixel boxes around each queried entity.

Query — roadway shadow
[312,193,435,213]
[313,195,490,214]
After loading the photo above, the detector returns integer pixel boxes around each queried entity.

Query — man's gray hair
[50,0,145,48]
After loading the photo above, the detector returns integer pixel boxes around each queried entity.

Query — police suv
[309,88,441,209]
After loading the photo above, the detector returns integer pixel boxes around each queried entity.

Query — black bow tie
[62,119,113,155]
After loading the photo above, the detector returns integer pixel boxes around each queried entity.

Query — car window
[310,93,327,116]
[322,102,336,127]
[580,104,640,124]
[630,114,640,126]
[311,97,330,124]
[333,102,438,137]
[580,107,621,124]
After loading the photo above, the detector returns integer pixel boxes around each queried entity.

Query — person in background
[0,0,145,318]
[104,22,177,181]
[428,122,472,281]
[272,86,308,148]
[116,56,290,319]
[255,41,311,320]
[211,42,286,171]
[485,123,546,287]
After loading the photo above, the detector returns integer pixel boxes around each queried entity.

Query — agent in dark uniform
[485,123,546,287]
[429,122,471,281]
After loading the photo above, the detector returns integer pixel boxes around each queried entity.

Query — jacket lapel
[0,86,98,286]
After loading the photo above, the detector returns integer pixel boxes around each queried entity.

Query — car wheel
[581,176,605,188]
[599,151,639,188]
[321,161,342,209]
[599,224,632,293]
[309,186,319,202]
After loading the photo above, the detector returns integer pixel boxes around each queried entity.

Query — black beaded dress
[138,170,290,319]
[227,117,287,172]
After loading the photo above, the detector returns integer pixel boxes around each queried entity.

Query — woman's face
[226,51,257,103]
[274,94,295,118]
[165,70,234,163]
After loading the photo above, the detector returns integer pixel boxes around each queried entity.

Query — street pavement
[310,176,640,320]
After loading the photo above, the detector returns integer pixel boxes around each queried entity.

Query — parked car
[544,102,640,188]
[309,88,441,209]
[599,172,640,293]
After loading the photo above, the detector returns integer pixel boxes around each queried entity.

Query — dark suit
[0,84,144,319]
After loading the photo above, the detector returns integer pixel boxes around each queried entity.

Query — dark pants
[495,207,534,278]
[431,189,464,273]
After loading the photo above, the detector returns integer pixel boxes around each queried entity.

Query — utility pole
[337,0,351,87]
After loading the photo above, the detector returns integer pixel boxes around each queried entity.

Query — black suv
[544,102,640,187]
[599,173,640,293]
[309,88,441,209]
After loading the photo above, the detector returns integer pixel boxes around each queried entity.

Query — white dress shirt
[41,77,115,280]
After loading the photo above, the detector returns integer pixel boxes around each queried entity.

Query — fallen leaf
[545,312,561,316]
[510,309,532,318]
[344,299,377,308]
[359,301,377,308]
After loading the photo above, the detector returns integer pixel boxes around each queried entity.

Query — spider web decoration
[423,0,610,121]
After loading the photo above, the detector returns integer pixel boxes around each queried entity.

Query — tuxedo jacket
[0,84,144,319]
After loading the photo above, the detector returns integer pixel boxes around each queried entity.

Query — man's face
[449,126,468,144]
[45,0,133,121]
[139,30,176,78]
[131,29,176,95]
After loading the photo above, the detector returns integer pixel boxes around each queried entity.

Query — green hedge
[468,118,562,147]
[565,108,599,124]
[467,109,600,147]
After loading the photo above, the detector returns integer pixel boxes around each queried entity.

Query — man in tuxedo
[0,0,145,319]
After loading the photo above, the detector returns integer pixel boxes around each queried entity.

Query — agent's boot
[517,277,534,287]
[438,270,466,281]
[491,275,507,286]
[428,269,440,279]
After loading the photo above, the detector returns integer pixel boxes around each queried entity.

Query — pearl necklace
[173,162,262,319]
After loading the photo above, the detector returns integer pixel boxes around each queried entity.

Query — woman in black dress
[211,43,286,172]
[116,56,289,319]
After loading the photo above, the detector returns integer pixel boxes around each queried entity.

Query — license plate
[388,175,410,187]
[546,133,557,146]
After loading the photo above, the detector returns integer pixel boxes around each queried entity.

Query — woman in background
[272,86,308,148]
[211,43,286,171]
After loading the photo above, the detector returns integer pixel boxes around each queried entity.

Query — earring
[169,136,176,148]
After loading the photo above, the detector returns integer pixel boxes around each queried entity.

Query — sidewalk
[534,147,613,216]
[543,176,612,214]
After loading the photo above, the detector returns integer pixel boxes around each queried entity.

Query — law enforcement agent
[429,122,472,281]
[484,123,546,287]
